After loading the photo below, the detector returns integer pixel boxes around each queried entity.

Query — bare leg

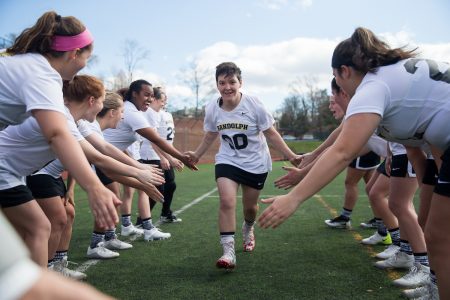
[217,178,239,233]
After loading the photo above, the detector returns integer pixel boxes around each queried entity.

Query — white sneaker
[121,224,144,237]
[102,238,133,250]
[54,257,87,280]
[376,244,400,259]
[144,227,171,241]
[86,245,120,259]
[393,263,430,288]
[374,251,414,269]
[402,282,437,299]
[361,231,392,245]
[160,214,182,223]
[242,222,255,252]
[216,240,236,269]
[324,215,351,229]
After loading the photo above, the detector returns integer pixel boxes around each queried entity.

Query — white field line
[75,187,218,274]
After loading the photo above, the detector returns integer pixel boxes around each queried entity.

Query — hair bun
[55,14,62,22]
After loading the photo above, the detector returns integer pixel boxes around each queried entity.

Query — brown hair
[215,62,242,83]
[331,27,417,74]
[97,91,123,118]
[63,75,104,103]
[7,11,92,56]
[153,86,166,101]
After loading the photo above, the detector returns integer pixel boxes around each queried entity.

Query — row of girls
[0,11,196,300]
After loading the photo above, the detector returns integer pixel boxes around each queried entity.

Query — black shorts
[423,159,438,186]
[349,151,380,170]
[376,159,389,177]
[390,154,415,178]
[435,147,450,197]
[0,185,34,208]
[215,164,268,190]
[140,159,164,192]
[26,174,66,198]
[94,166,114,186]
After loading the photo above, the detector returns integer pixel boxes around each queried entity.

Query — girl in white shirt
[187,62,300,269]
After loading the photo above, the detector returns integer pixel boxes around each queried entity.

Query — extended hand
[258,194,300,229]
[274,166,307,189]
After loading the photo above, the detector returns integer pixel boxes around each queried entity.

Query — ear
[340,65,352,79]
[87,96,95,106]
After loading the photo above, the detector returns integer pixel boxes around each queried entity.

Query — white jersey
[0,53,66,130]
[345,58,450,150]
[0,108,83,189]
[204,94,274,174]
[103,101,150,151]
[366,134,388,157]
[389,142,407,156]
[139,107,161,160]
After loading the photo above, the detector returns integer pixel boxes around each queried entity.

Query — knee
[65,203,75,224]
[220,198,235,211]
[50,209,68,233]
[35,217,52,240]
[344,179,356,189]
[165,181,176,192]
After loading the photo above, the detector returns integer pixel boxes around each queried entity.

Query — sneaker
[361,231,392,245]
[374,251,414,269]
[86,245,120,259]
[52,258,87,280]
[102,238,133,250]
[216,241,236,269]
[242,222,255,252]
[402,281,437,299]
[121,224,144,237]
[160,214,182,223]
[360,217,377,229]
[393,263,430,288]
[324,215,351,229]
[376,244,400,259]
[144,227,171,241]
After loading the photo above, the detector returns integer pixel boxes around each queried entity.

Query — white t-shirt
[0,53,66,130]
[366,134,388,157]
[139,107,161,160]
[345,58,450,150]
[204,94,274,174]
[389,142,407,156]
[0,108,83,189]
[161,110,175,144]
[103,101,149,151]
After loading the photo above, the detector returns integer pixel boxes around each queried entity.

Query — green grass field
[68,162,416,299]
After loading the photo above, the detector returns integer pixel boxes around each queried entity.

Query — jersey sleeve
[203,100,217,132]
[127,110,151,131]
[254,98,274,131]
[345,80,389,120]
[21,75,66,115]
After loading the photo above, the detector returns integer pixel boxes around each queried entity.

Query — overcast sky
[1,0,449,112]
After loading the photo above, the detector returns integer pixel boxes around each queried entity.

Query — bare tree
[121,39,150,83]
[178,61,216,118]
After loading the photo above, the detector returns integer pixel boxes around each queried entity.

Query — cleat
[102,238,133,250]
[393,263,430,288]
[360,217,377,229]
[121,224,144,237]
[376,244,400,259]
[324,215,351,229]
[361,231,392,245]
[51,258,87,280]
[144,227,171,241]
[242,222,255,252]
[160,214,182,223]
[86,245,119,259]
[404,282,439,300]
[374,251,414,269]
[216,241,236,269]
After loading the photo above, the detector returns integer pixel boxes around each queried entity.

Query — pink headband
[51,29,94,51]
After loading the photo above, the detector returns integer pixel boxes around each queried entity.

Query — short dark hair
[215,62,242,83]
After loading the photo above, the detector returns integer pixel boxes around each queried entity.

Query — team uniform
[0,53,66,130]
[349,151,380,170]
[389,142,416,178]
[204,94,274,189]
[345,58,450,197]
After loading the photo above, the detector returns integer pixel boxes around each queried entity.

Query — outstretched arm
[263,126,301,166]
[185,131,219,164]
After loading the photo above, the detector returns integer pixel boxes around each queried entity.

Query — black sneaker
[324,215,351,229]
[160,213,182,223]
[360,217,377,229]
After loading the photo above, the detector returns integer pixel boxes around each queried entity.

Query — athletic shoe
[216,241,236,269]
[86,245,119,259]
[144,227,171,241]
[374,251,414,269]
[361,231,392,245]
[360,217,377,229]
[52,258,87,280]
[102,238,133,250]
[242,222,255,252]
[393,263,430,288]
[403,282,439,299]
[121,224,144,237]
[160,214,182,223]
[324,215,351,229]
[376,244,400,259]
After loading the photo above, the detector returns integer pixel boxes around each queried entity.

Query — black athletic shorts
[423,159,438,186]
[215,164,268,190]
[26,174,66,198]
[139,159,164,192]
[94,165,114,186]
[390,154,415,178]
[435,147,450,197]
[376,159,389,177]
[0,185,34,208]
[349,151,380,170]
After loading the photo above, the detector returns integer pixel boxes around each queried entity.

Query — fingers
[260,197,276,204]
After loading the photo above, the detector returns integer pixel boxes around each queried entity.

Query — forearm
[195,132,218,158]
[311,122,343,156]
[264,128,296,160]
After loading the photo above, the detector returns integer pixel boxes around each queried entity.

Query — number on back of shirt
[166,127,174,141]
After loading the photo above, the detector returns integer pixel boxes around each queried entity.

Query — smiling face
[216,74,242,103]
[132,84,154,111]
[329,94,345,120]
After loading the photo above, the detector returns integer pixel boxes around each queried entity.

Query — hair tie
[55,14,62,22]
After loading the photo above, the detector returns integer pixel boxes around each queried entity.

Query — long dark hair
[124,79,152,101]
